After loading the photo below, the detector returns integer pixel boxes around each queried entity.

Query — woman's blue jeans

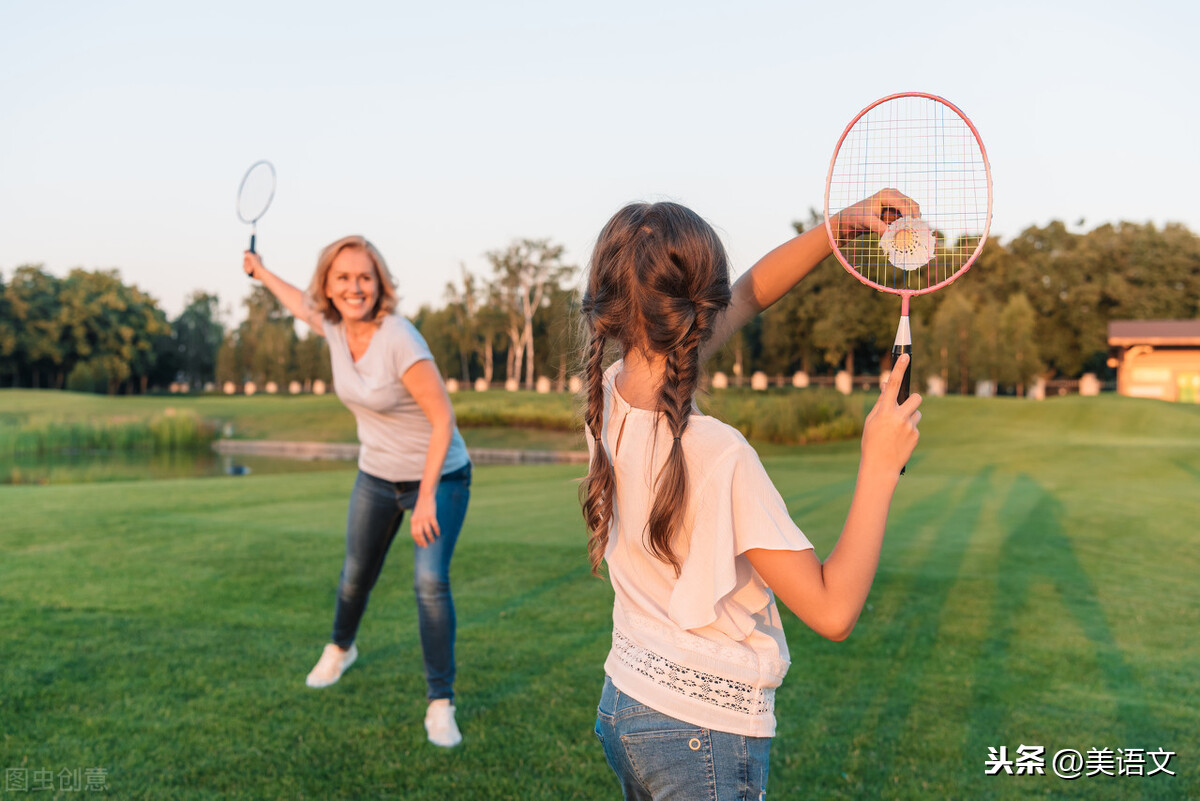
[330,464,471,700]
[595,676,771,801]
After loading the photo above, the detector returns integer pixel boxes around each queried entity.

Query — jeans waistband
[390,462,471,493]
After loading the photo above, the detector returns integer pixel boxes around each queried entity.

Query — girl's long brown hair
[580,203,731,576]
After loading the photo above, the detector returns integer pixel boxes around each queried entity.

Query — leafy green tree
[473,296,509,385]
[1093,221,1200,320]
[4,265,64,388]
[998,292,1042,394]
[929,291,975,394]
[758,218,829,376]
[758,217,895,378]
[442,266,479,382]
[759,288,819,376]
[172,291,224,389]
[1006,221,1110,377]
[293,330,331,388]
[412,303,463,381]
[128,293,169,394]
[148,328,179,390]
[968,295,1003,387]
[0,272,17,386]
[215,334,241,387]
[806,268,897,376]
[533,283,579,389]
[487,239,575,388]
[237,285,297,385]
[56,268,169,394]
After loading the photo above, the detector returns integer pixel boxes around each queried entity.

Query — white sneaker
[424,699,462,747]
[305,643,357,688]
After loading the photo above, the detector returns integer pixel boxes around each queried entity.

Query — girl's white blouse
[589,361,813,737]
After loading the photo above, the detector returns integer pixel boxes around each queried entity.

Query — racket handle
[249,233,257,256]
[892,343,912,476]
[891,344,912,405]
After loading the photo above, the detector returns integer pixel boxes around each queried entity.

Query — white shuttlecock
[880,216,935,271]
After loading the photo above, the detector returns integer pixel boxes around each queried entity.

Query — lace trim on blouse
[622,610,789,676]
[611,630,776,717]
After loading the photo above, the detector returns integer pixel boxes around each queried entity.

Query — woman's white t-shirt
[589,361,813,738]
[325,314,470,483]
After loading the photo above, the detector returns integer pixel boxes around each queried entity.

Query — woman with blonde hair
[244,237,470,747]
[580,192,923,798]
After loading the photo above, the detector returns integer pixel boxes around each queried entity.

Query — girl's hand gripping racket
[824,93,992,471]
[236,160,276,259]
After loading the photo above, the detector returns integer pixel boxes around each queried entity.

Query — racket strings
[237,162,277,224]
[829,95,989,293]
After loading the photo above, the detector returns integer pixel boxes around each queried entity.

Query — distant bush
[701,388,865,445]
[451,393,580,430]
[65,360,113,394]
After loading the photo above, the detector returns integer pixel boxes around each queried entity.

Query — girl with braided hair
[582,194,923,800]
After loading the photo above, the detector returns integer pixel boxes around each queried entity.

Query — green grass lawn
[1,395,1198,799]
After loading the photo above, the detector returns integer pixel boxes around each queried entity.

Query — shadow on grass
[1171,456,1200,483]
[362,557,610,713]
[826,467,986,789]
[967,474,1165,795]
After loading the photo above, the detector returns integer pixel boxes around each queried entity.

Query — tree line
[3,218,1198,395]
[416,218,1200,396]
[733,215,1200,394]
[1,266,176,393]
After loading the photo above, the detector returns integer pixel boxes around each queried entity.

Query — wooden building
[1108,320,1200,403]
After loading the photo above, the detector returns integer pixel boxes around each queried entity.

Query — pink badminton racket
[824,92,992,416]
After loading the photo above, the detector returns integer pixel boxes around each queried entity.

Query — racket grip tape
[892,344,912,476]
[891,344,912,405]
[249,233,257,256]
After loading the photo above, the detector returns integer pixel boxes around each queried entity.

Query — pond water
[1,449,354,486]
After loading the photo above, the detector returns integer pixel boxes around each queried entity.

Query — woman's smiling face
[324,247,379,323]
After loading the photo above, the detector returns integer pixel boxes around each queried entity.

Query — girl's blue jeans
[595,676,771,801]
[330,464,471,700]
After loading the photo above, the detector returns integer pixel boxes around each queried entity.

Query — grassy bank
[0,385,863,451]
[2,394,1197,798]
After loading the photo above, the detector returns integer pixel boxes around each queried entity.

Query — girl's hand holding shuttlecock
[831,188,922,242]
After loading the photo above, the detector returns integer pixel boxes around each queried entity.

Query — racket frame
[822,91,993,312]
[237,159,277,255]
[822,92,992,473]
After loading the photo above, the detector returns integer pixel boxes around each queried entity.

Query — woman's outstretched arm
[243,251,326,335]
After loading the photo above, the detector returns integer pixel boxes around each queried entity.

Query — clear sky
[2,0,1196,321]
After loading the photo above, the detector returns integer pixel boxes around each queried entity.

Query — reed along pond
[0,412,350,485]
